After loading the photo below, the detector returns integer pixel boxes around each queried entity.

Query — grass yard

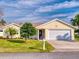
[0,39,54,52]
[75,34,79,41]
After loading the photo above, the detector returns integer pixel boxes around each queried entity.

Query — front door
[39,29,45,40]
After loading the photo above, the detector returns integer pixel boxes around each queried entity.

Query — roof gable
[36,18,75,29]
[4,23,20,28]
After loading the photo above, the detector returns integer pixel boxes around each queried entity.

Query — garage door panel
[48,29,71,40]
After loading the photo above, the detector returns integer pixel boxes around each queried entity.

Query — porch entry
[39,29,45,40]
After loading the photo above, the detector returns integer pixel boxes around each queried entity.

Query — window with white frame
[0,29,3,32]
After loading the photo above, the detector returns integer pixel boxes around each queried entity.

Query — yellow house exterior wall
[71,29,74,40]
[36,21,75,40]
[3,24,20,38]
[36,21,73,29]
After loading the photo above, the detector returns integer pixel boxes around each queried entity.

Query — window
[0,29,3,32]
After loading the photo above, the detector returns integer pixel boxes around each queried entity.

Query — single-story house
[36,19,75,41]
[0,18,75,41]
[0,23,20,38]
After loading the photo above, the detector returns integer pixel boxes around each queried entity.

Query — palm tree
[5,27,17,39]
[0,19,6,25]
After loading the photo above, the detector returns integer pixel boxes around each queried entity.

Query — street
[0,52,79,59]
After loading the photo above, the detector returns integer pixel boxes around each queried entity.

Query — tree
[5,27,17,39]
[20,23,37,39]
[71,14,79,34]
[0,19,6,25]
[71,14,79,27]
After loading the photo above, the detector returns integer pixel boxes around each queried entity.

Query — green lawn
[75,34,79,41]
[0,39,54,52]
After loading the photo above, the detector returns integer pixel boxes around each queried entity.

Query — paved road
[0,52,79,59]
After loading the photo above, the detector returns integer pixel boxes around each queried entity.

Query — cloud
[0,0,79,23]
[13,11,51,23]
[36,1,79,12]
[67,11,79,19]
[4,10,21,17]
[14,14,46,23]
[18,0,54,5]
[0,1,20,9]
[51,11,79,20]
[18,0,38,6]
[51,14,69,18]
[0,0,55,11]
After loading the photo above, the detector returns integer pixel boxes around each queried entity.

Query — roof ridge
[36,18,75,29]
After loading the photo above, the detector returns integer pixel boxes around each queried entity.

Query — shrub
[0,36,4,39]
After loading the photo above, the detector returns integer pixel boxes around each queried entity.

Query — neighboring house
[0,19,75,41]
[0,23,20,38]
[36,19,75,41]
[0,25,5,37]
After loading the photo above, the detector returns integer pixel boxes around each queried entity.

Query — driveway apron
[48,40,79,52]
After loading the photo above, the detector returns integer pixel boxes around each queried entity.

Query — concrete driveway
[48,40,79,52]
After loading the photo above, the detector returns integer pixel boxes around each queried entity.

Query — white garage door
[48,29,71,40]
